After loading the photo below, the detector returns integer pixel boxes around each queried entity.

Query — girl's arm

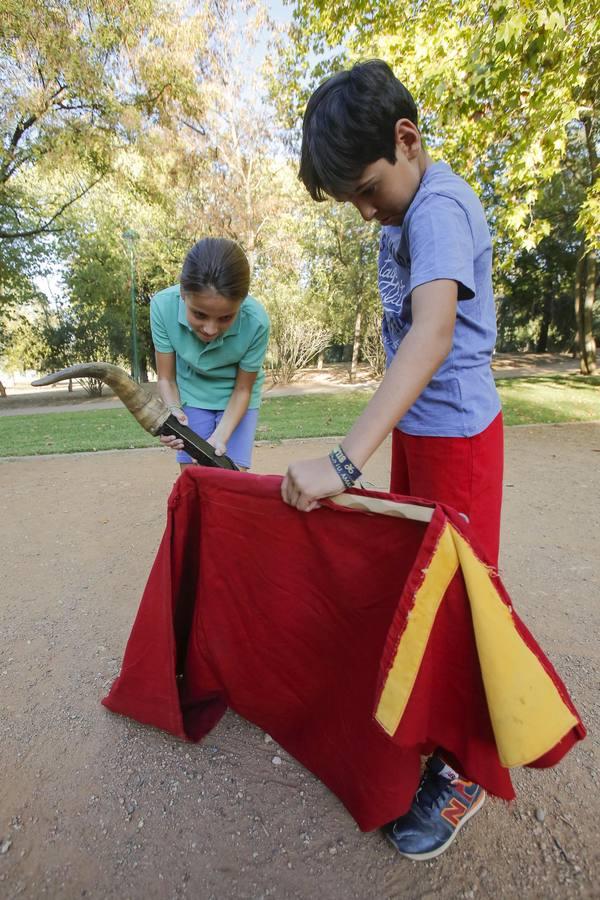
[208,367,258,456]
[281,279,458,510]
[155,350,187,450]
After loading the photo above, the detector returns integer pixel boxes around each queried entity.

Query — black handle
[160,415,239,470]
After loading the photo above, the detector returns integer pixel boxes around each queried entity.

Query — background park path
[1,422,599,899]
[0,352,596,417]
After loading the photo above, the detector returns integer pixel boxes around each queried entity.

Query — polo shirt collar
[177,292,190,329]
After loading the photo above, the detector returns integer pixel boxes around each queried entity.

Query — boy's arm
[281,279,457,511]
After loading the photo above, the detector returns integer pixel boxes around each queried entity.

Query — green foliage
[286,0,599,253]
[4,0,597,384]
[300,204,380,344]
[277,0,599,366]
[495,159,584,351]
[0,236,45,354]
[0,0,219,322]
[66,237,130,351]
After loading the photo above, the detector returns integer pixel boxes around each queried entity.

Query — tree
[0,0,223,373]
[361,308,386,377]
[0,0,227,386]
[267,285,331,384]
[0,0,219,240]
[0,226,46,394]
[53,171,188,381]
[300,204,380,380]
[281,0,599,372]
[496,155,585,352]
[163,4,295,275]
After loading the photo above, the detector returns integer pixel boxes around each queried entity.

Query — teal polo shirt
[150,285,270,409]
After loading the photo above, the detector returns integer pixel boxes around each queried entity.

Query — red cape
[103,468,585,831]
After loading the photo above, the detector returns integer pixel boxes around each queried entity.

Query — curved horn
[32,363,170,435]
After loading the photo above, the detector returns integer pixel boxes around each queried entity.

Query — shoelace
[414,770,454,811]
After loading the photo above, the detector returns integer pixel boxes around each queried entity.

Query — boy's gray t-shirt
[379,161,501,437]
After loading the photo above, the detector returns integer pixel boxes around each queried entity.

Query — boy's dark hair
[299,59,418,201]
[180,238,250,302]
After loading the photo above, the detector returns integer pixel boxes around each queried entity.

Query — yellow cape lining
[375,523,578,767]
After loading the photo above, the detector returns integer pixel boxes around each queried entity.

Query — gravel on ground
[1,424,599,898]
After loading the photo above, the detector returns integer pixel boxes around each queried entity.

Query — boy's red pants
[391,412,504,567]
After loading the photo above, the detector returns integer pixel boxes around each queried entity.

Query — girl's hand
[207,431,227,457]
[281,456,345,512]
[159,406,188,451]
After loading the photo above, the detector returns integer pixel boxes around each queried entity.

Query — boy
[281,60,503,859]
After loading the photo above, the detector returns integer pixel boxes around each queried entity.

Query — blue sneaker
[384,756,485,860]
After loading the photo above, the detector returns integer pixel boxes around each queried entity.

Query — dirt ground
[1,425,599,900]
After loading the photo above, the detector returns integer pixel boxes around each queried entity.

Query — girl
[150,237,270,471]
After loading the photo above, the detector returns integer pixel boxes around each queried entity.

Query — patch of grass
[0,408,157,457]
[258,391,374,440]
[496,375,600,426]
[0,376,598,458]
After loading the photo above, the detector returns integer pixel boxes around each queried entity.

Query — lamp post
[122,228,140,383]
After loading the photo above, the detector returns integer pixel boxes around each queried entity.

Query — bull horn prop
[31,362,238,471]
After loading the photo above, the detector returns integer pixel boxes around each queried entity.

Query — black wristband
[328,445,362,488]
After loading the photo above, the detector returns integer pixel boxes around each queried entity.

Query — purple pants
[176,406,260,469]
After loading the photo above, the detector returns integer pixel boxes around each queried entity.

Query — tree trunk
[574,253,584,358]
[0,379,6,398]
[317,351,324,370]
[578,252,597,374]
[139,353,149,383]
[579,117,598,374]
[349,306,363,383]
[536,293,552,353]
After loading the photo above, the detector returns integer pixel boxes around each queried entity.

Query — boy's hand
[281,456,345,512]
